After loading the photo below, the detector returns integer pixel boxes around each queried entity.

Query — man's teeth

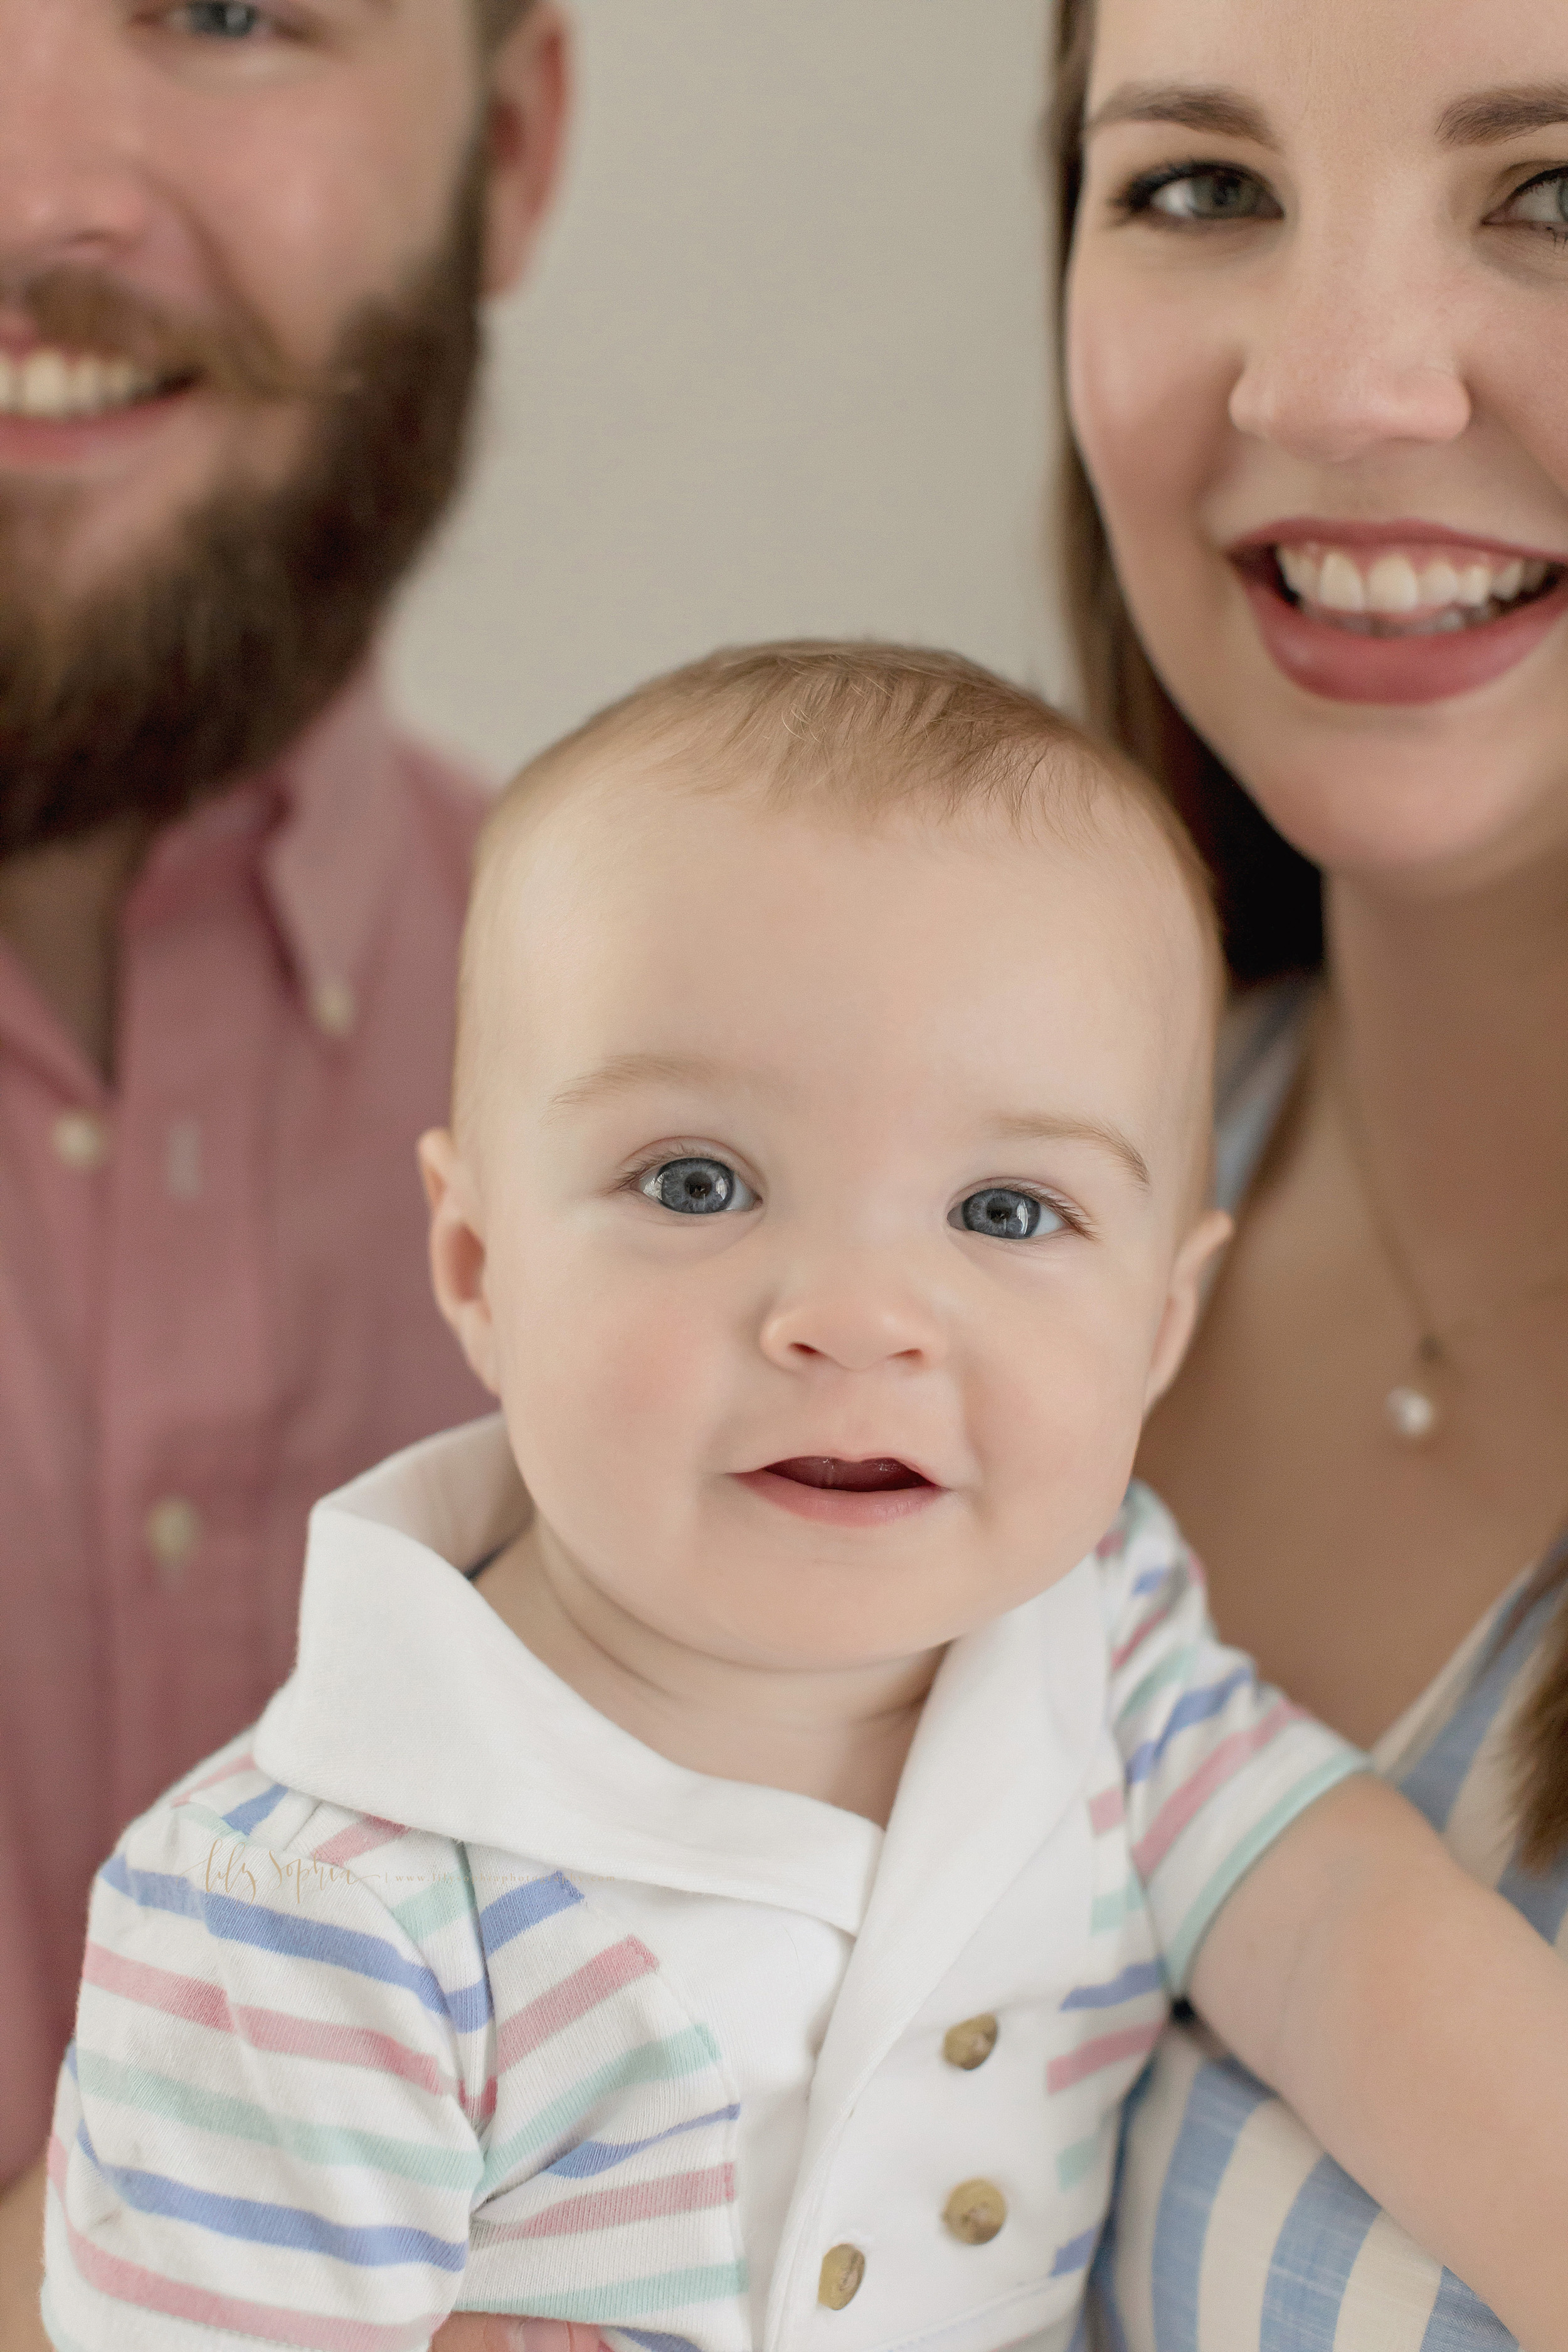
[0,348,161,420]
[1276,543,1553,631]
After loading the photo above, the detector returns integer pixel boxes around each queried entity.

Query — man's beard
[0,153,487,859]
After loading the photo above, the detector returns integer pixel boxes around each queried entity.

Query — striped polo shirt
[44,1417,1361,2352]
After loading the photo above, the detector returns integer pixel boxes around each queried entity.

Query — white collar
[255,1416,1107,1944]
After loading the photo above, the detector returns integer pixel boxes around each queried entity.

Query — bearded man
[0,0,569,2325]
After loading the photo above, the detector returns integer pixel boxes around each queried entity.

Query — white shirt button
[145,1496,203,1587]
[310,977,357,1039]
[52,1110,109,1170]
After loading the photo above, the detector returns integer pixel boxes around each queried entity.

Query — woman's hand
[429,2319,610,2351]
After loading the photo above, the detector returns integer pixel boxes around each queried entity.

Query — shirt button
[145,1496,203,1587]
[943,2179,1007,2245]
[817,2243,866,2309]
[52,1110,109,1170]
[310,977,357,1039]
[942,2013,999,2070]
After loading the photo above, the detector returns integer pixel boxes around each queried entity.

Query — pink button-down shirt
[0,678,491,2177]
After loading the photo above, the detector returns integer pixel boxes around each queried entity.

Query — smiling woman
[1052,0,1568,2344]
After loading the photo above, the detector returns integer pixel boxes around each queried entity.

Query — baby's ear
[1143,1207,1233,1412]
[418,1129,501,1396]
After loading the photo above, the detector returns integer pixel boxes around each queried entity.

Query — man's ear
[481,4,571,297]
[1143,1208,1232,1412]
[420,1129,502,1395]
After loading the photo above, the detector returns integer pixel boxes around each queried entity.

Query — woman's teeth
[1275,543,1557,633]
[0,347,163,420]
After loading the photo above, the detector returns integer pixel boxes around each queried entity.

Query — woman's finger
[428,2318,610,2352]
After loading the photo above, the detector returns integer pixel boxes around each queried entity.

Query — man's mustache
[0,268,339,404]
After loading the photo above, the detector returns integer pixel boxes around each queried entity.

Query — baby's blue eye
[951,1187,1062,1242]
[640,1157,756,1216]
[177,2,267,36]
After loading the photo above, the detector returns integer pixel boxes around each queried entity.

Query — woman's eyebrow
[1083,83,1275,148]
[1438,83,1568,146]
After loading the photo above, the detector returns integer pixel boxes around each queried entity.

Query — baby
[45,645,1568,2352]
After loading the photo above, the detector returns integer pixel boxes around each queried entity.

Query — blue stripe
[1124,1666,1253,1784]
[1130,1566,1168,1598]
[1061,1960,1164,2011]
[1398,1592,1555,1833]
[100,1855,450,2017]
[1051,2223,1101,2277]
[623,2336,704,2352]
[1419,2267,1514,2349]
[545,2103,741,2181]
[222,1784,287,1837]
[1493,1849,1568,1947]
[75,2122,465,2272]
[1258,2156,1377,2349]
[477,1870,582,1959]
[1149,2056,1272,2349]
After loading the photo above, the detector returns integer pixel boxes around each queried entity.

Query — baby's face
[433,770,1224,1674]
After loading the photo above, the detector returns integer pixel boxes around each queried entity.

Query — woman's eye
[950,1187,1064,1242]
[171,2,270,35]
[1498,170,1568,236]
[1130,167,1281,226]
[639,1156,756,1216]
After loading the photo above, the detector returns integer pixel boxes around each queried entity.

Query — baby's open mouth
[763,1456,935,1492]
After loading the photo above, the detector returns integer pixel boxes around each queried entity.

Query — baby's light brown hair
[455,640,1224,1162]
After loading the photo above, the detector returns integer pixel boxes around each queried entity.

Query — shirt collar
[255,1416,1107,1941]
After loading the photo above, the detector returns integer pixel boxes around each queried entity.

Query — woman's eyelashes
[1491,166,1568,246]
[1111,161,1282,230]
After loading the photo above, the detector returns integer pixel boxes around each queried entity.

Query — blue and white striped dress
[1093,983,1568,2351]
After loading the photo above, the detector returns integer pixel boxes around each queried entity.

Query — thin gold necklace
[1329,1027,1568,1444]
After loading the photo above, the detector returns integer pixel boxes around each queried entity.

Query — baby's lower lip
[736,1458,945,1527]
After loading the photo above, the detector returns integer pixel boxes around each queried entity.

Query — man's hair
[456,640,1222,1144]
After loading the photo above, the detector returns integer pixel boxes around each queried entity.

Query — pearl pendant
[1385,1384,1439,1443]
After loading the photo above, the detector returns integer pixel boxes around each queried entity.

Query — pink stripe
[314,1816,408,1868]
[1110,1582,1184,1673]
[82,1943,453,2099]
[174,1752,257,1805]
[1132,1699,1301,1881]
[1047,2020,1163,2094]
[47,2139,442,2352]
[1088,1786,1125,1834]
[496,1938,658,2076]
[478,2164,735,2242]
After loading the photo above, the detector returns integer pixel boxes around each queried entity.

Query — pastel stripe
[49,2141,443,2352]
[1160,1754,1367,1993]
[1124,1667,1254,1787]
[1088,1786,1126,1833]
[1130,1698,1298,1882]
[1047,2020,1163,2094]
[464,2262,748,2324]
[314,1818,410,1869]
[477,1871,583,1959]
[1061,1961,1163,2012]
[225,1784,289,1837]
[174,1752,257,1803]
[482,2026,724,2185]
[544,2103,741,2180]
[495,1939,659,2075]
[82,1944,453,2099]
[73,2047,480,2188]
[474,2163,734,2240]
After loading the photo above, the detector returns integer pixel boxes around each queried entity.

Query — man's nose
[757,1251,948,1377]
[1227,206,1471,465]
[0,4,152,275]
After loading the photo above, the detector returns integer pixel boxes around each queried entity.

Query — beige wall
[386,0,1061,781]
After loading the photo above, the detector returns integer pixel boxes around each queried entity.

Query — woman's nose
[758,1256,947,1376]
[1227,215,1471,465]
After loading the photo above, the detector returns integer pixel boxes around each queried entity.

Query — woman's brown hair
[1047,0,1568,1865]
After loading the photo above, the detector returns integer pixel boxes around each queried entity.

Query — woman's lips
[735,1456,945,1527]
[1232,538,1568,706]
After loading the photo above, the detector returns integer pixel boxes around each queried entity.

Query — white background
[386,0,1062,781]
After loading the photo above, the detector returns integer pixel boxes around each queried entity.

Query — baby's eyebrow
[547,1050,733,1116]
[988,1112,1152,1192]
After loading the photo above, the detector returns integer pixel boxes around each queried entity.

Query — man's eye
[1131,167,1281,226]
[950,1187,1064,1242]
[639,1157,756,1216]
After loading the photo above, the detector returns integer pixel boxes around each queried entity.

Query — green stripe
[457,2262,748,2323]
[1089,1877,1145,1934]
[75,2048,482,2190]
[1056,2130,1104,2191]
[1162,1754,1369,1991]
[483,2026,723,2188]
[1116,1643,1197,1727]
[389,1870,479,1942]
